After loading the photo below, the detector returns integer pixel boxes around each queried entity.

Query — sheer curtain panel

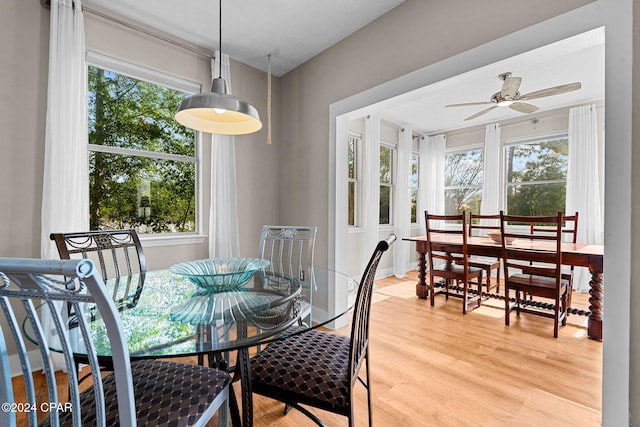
[566,104,603,292]
[481,123,501,217]
[362,115,381,270]
[40,0,88,371]
[393,127,411,278]
[209,51,241,258]
[425,134,446,215]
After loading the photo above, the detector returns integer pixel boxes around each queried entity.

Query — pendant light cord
[218,0,222,78]
[267,54,272,144]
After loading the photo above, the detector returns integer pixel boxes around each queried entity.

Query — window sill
[139,233,207,248]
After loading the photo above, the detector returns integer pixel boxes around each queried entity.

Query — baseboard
[9,350,44,378]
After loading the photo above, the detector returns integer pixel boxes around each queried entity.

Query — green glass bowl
[169,257,270,290]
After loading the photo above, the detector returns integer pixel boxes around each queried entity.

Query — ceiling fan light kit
[175,0,262,135]
[446,72,582,121]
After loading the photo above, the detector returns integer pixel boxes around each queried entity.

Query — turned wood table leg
[587,257,604,341]
[416,248,428,299]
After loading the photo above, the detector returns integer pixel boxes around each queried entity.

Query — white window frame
[86,52,205,247]
[503,132,569,216]
[444,144,484,216]
[410,151,420,225]
[379,141,395,226]
[347,132,362,228]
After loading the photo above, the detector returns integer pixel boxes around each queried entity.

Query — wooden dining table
[403,235,605,341]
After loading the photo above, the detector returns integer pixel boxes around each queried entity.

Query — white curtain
[425,134,446,215]
[393,127,412,278]
[566,104,603,292]
[481,123,501,217]
[209,51,240,258]
[362,115,381,268]
[40,0,88,371]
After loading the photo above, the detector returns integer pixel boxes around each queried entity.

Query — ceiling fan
[445,72,582,121]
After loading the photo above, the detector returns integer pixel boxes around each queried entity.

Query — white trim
[139,233,206,248]
[9,350,43,378]
[86,51,201,94]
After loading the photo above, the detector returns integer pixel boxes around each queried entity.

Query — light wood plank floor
[13,270,602,426]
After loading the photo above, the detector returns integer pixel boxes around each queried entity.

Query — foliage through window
[410,153,419,223]
[379,144,394,225]
[87,55,199,235]
[505,135,568,216]
[347,133,360,227]
[445,148,483,216]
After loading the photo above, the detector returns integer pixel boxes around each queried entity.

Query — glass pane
[348,137,356,179]
[445,187,482,216]
[379,186,391,224]
[445,149,483,187]
[506,182,566,216]
[380,146,392,184]
[89,151,196,233]
[88,66,194,156]
[410,189,418,223]
[410,154,419,188]
[348,182,355,226]
[505,138,568,184]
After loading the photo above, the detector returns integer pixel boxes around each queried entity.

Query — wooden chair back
[468,213,501,236]
[424,212,470,269]
[500,212,564,285]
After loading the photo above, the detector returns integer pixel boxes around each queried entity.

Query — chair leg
[477,272,483,308]
[505,285,510,326]
[366,353,372,427]
[462,279,468,314]
[429,275,435,307]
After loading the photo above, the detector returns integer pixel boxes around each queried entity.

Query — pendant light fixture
[175,0,262,135]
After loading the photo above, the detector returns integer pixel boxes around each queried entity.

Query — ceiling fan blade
[501,76,522,98]
[509,102,538,114]
[445,101,493,108]
[521,82,582,100]
[464,106,498,121]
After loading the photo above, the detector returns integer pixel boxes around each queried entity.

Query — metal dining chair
[50,229,146,310]
[0,257,231,426]
[250,234,395,427]
[257,225,317,326]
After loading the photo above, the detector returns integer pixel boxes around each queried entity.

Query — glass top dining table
[24,265,357,427]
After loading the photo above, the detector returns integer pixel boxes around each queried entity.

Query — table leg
[416,248,428,299]
[587,257,604,341]
[229,346,253,427]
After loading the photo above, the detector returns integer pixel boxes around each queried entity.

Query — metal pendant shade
[174,0,262,135]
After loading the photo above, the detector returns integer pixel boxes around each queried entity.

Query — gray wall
[277,0,634,425]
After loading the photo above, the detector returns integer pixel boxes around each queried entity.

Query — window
[379,144,394,225]
[347,133,360,227]
[410,153,420,223]
[505,134,568,216]
[87,53,200,235]
[445,147,483,216]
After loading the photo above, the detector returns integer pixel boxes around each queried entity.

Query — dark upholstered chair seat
[41,359,231,426]
[251,328,351,415]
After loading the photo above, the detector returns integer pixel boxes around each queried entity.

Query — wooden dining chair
[50,229,146,310]
[0,257,231,426]
[521,212,578,310]
[500,211,569,338]
[425,212,484,314]
[463,212,502,294]
[250,234,395,427]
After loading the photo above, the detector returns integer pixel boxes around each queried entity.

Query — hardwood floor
[13,271,602,426]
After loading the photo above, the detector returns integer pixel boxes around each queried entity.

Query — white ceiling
[363,27,605,134]
[83,2,604,134]
[86,0,406,76]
